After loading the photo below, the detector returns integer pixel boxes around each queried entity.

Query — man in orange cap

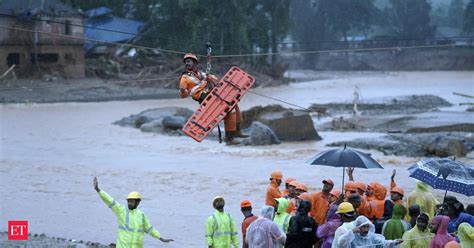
[367,182,387,221]
[282,177,296,196]
[284,180,299,215]
[178,53,246,145]
[266,171,283,207]
[354,181,371,218]
[329,189,342,204]
[310,179,334,225]
[240,200,257,248]
[389,169,406,206]
[344,181,358,200]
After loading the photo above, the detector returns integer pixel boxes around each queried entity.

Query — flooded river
[1,71,472,247]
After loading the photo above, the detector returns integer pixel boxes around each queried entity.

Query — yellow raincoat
[407,182,439,219]
[458,223,474,248]
[205,210,239,248]
[400,224,433,248]
[98,190,161,248]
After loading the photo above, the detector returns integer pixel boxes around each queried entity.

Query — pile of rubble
[85,47,289,89]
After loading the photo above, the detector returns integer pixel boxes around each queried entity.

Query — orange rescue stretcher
[182,66,255,142]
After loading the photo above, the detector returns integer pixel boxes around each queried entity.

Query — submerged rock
[114,107,193,134]
[242,105,321,141]
[241,121,281,146]
[328,132,471,157]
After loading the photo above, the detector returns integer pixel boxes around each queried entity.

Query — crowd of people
[205,170,474,248]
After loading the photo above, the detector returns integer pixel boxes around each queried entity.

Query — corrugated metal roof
[84,7,144,50]
[84,6,112,18]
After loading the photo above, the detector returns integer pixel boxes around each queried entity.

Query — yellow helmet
[126,191,142,200]
[336,202,355,214]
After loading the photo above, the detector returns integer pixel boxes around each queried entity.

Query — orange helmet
[240,200,252,208]
[296,183,308,192]
[285,177,296,184]
[330,189,342,198]
[270,171,283,180]
[390,186,405,196]
[183,53,198,63]
[344,181,357,192]
[288,180,299,187]
[355,182,367,192]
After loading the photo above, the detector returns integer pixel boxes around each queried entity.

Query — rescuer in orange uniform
[266,171,283,207]
[178,53,247,145]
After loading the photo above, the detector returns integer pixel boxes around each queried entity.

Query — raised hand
[93,177,100,192]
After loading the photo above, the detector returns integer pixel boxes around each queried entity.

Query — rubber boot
[234,122,249,138]
[224,131,240,145]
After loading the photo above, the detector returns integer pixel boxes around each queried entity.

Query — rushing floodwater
[1,71,473,247]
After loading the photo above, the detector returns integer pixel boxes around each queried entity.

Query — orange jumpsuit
[179,69,240,132]
[367,182,387,220]
[309,191,331,225]
[266,181,282,207]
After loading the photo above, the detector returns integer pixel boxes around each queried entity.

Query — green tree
[384,0,435,39]
[447,0,465,28]
[464,0,474,32]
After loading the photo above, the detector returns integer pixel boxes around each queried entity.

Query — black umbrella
[408,157,474,199]
[308,144,384,189]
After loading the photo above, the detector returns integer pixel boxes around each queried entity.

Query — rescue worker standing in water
[178,53,247,145]
[93,177,173,247]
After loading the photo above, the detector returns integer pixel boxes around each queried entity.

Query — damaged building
[0,0,85,79]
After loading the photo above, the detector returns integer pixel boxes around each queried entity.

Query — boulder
[242,105,321,141]
[425,136,467,157]
[114,107,193,133]
[162,116,186,130]
[241,122,281,146]
[328,132,470,157]
[140,120,163,133]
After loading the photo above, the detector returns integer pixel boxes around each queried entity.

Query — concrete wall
[0,15,85,78]
[0,44,85,78]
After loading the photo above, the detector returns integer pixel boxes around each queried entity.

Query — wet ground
[1,71,473,247]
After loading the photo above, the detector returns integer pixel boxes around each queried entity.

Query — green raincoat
[98,190,161,248]
[382,204,409,240]
[274,198,291,232]
[205,210,239,248]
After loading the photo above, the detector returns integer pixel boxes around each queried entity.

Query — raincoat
[456,213,474,227]
[332,222,355,248]
[457,222,474,248]
[382,204,411,240]
[274,198,291,234]
[400,214,433,248]
[266,181,282,207]
[368,182,387,220]
[285,201,317,248]
[310,190,331,225]
[205,210,239,248]
[407,182,439,219]
[242,214,258,248]
[246,206,286,248]
[98,190,161,248]
[429,215,454,248]
[317,204,342,248]
[337,216,398,248]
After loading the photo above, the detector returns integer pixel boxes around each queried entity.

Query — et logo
[8,220,28,240]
